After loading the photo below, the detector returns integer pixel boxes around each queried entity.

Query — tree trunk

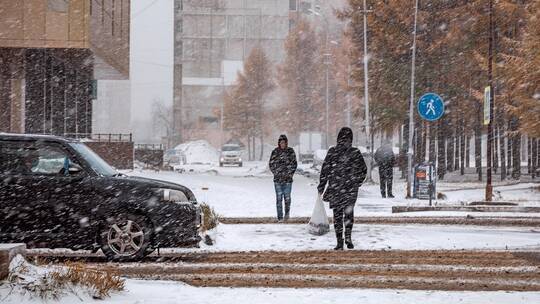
[460,125,465,175]
[475,113,482,181]
[437,120,446,180]
[499,123,506,180]
[493,127,499,174]
[512,133,521,179]
[247,135,251,161]
[466,135,470,168]
[532,138,537,179]
[259,133,264,161]
[447,129,454,173]
[252,136,256,162]
[507,121,512,170]
[400,120,408,179]
[510,117,520,179]
[454,122,460,172]
[527,136,531,175]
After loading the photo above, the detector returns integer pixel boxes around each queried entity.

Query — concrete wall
[85,141,134,170]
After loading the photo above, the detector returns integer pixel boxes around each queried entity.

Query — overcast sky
[130,0,173,128]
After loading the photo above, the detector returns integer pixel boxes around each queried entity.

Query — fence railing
[63,133,133,142]
[134,143,164,151]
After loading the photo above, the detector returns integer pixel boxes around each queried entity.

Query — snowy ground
[123,162,540,218]
[164,223,540,252]
[3,277,540,304]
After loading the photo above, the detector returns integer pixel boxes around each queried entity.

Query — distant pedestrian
[374,141,395,198]
[318,127,367,250]
[269,135,297,222]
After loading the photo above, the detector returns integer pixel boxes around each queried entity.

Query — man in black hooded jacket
[318,127,367,250]
[269,135,297,222]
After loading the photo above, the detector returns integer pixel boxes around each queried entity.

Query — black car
[0,134,201,261]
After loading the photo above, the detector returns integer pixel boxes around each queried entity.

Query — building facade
[0,0,130,135]
[173,0,294,147]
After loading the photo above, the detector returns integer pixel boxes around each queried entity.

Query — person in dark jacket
[374,142,396,198]
[269,135,298,222]
[318,127,367,250]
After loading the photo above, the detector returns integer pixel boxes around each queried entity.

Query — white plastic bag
[308,194,330,235]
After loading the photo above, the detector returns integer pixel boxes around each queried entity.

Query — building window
[47,0,68,12]
[289,0,297,11]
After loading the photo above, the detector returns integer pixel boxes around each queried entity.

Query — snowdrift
[174,140,219,165]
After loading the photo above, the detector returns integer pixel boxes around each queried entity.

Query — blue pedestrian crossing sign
[417,93,444,121]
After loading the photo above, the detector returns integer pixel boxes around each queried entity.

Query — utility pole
[406,0,419,198]
[347,64,352,128]
[361,0,373,182]
[310,7,331,148]
[485,0,495,201]
[325,50,330,148]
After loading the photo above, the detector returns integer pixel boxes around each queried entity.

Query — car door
[0,140,51,244]
[30,142,96,248]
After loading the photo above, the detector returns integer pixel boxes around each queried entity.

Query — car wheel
[100,214,152,261]
[239,162,243,167]
[219,162,223,167]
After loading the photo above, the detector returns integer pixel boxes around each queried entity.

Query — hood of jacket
[278,134,288,148]
[336,127,353,147]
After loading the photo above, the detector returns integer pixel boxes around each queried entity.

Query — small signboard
[484,86,491,125]
[417,93,444,121]
[413,162,436,202]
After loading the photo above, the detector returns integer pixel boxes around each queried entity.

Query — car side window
[0,142,38,175]
[32,145,82,176]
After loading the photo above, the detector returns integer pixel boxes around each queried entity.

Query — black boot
[334,230,344,250]
[334,238,344,250]
[345,229,354,249]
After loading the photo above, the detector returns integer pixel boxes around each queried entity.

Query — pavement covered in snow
[168,223,540,252]
[124,162,540,218]
[2,275,540,304]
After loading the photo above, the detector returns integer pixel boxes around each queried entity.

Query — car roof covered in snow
[0,133,80,144]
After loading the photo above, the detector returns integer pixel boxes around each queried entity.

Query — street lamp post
[310,8,331,148]
[406,0,420,198]
[361,0,373,182]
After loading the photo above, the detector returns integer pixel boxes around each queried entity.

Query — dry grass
[8,261,125,300]
[49,262,125,299]
[200,202,220,232]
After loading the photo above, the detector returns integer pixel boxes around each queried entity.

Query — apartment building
[0,0,130,135]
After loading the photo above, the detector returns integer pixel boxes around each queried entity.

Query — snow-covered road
[124,162,540,218]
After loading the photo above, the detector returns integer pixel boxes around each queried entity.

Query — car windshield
[69,143,117,177]
[222,145,240,151]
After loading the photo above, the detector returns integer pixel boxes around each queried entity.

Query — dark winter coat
[318,128,367,209]
[374,144,395,171]
[269,135,298,184]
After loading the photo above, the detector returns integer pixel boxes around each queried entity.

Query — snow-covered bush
[4,255,124,301]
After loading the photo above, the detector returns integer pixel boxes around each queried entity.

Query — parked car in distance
[0,134,201,261]
[219,144,243,167]
[298,132,322,163]
[163,148,186,169]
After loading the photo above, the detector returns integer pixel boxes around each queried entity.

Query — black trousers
[379,166,393,197]
[333,203,355,239]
